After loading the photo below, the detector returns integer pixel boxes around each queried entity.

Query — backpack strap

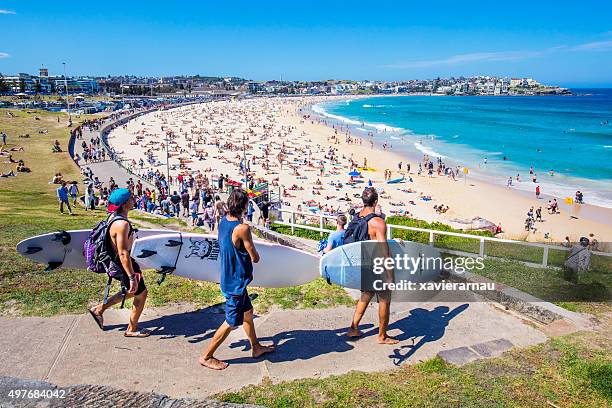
[362,213,380,223]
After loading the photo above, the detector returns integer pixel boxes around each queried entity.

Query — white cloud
[383,40,612,69]
[569,40,612,51]
[0,9,16,14]
[0,52,9,58]
[383,51,543,69]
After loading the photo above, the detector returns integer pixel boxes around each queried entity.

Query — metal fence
[274,208,612,268]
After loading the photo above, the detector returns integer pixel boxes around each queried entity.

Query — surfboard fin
[136,249,157,258]
[25,246,43,254]
[156,266,176,285]
[165,240,182,247]
[45,261,62,271]
[323,266,332,285]
[52,231,71,246]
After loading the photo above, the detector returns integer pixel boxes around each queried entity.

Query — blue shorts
[223,290,252,327]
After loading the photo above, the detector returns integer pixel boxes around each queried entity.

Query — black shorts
[114,259,147,296]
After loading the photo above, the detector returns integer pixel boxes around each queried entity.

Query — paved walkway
[74,122,149,188]
[0,298,555,399]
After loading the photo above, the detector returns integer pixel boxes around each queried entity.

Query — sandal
[88,308,104,331]
[124,328,152,338]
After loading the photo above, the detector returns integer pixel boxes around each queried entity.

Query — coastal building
[0,69,99,94]
[247,82,265,93]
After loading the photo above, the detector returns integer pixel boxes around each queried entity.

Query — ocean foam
[414,142,446,158]
[312,103,403,132]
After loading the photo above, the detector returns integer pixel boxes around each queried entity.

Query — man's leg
[127,289,148,333]
[199,322,232,370]
[376,293,399,344]
[90,290,134,324]
[242,308,275,358]
[348,291,374,337]
[59,201,64,214]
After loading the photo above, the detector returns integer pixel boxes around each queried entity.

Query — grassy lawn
[0,109,354,316]
[217,316,612,407]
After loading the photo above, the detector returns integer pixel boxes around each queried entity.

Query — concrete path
[74,123,146,188]
[0,299,550,399]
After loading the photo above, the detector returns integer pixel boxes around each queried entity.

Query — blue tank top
[219,216,253,296]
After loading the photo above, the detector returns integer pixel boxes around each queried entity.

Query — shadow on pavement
[223,323,375,365]
[386,304,470,365]
[103,302,228,343]
[103,303,468,364]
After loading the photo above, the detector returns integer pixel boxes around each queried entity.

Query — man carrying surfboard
[199,188,274,370]
[88,188,150,338]
[345,187,399,345]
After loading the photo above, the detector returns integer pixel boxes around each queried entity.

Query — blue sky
[1,1,611,86]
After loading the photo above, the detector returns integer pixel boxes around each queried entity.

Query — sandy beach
[106,97,612,244]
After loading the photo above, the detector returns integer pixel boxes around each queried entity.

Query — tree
[0,74,9,94]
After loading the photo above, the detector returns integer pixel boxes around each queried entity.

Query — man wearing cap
[88,188,150,337]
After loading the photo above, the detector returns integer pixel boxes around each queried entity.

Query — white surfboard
[131,232,319,288]
[319,240,443,300]
[16,228,174,270]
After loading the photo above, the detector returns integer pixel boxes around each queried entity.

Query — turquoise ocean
[312,90,612,208]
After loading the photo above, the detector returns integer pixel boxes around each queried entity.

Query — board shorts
[110,258,147,296]
[223,290,253,327]
[362,289,392,302]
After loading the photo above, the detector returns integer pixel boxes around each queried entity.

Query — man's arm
[236,224,260,263]
[112,221,135,277]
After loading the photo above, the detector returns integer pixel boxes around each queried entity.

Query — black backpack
[343,213,379,244]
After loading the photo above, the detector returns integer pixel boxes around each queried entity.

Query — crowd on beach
[103,100,473,231]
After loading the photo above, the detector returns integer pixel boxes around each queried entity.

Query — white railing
[274,208,612,268]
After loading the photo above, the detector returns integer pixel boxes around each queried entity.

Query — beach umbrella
[348,171,361,177]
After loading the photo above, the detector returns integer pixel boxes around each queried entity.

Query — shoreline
[307,95,612,210]
[106,97,612,243]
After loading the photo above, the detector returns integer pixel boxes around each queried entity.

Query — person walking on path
[88,188,150,337]
[323,214,347,254]
[199,188,274,370]
[68,181,80,207]
[56,181,74,215]
[345,187,398,345]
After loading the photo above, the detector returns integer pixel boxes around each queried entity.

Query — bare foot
[88,307,103,330]
[378,336,399,345]
[252,343,275,358]
[347,327,363,338]
[198,356,229,370]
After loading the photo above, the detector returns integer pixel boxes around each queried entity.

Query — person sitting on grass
[199,188,274,370]
[16,160,30,172]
